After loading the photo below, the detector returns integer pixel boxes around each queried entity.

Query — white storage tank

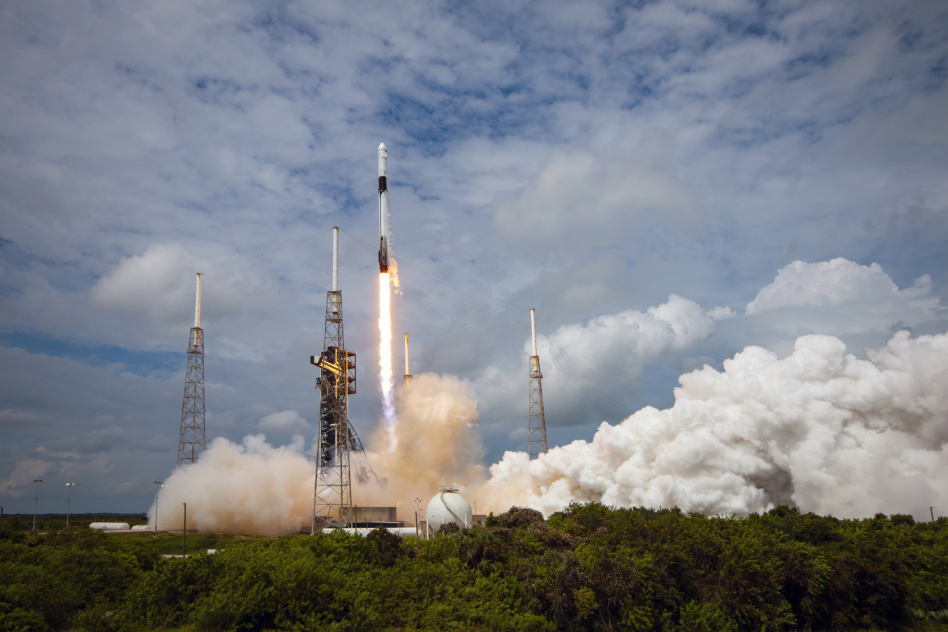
[89,522,130,531]
[426,486,472,531]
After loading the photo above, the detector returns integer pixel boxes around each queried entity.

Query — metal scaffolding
[528,308,548,458]
[311,228,365,531]
[177,274,206,466]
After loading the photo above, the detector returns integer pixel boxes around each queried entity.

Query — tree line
[1,504,946,631]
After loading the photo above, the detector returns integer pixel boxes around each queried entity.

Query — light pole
[65,483,75,527]
[32,480,43,531]
[415,497,422,538]
[153,481,164,531]
[182,503,187,557]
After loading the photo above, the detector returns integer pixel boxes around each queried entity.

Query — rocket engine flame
[379,272,397,451]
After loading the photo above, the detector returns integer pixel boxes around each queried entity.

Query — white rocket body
[194,273,203,328]
[378,143,390,273]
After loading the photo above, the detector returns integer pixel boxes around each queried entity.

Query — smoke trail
[378,272,397,452]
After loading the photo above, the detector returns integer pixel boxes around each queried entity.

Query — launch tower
[528,308,548,458]
[310,227,364,530]
[177,273,206,466]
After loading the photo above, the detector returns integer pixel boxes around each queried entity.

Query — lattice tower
[177,273,206,465]
[528,308,548,458]
[311,228,365,531]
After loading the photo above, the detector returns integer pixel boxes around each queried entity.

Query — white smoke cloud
[151,435,314,536]
[150,329,948,533]
[361,373,485,504]
[482,330,948,521]
[150,373,485,534]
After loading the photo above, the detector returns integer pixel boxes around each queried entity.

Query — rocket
[378,142,390,273]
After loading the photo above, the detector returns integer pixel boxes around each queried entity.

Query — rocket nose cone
[378,142,387,151]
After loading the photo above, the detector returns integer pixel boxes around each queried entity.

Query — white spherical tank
[426,488,472,530]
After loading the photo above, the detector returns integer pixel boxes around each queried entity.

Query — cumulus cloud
[741,258,943,341]
[476,294,718,426]
[491,148,698,248]
[747,258,938,317]
[0,459,52,498]
[91,244,202,322]
[482,330,948,521]
[256,410,309,436]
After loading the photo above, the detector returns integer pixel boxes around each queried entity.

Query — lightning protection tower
[310,227,364,531]
[403,333,412,383]
[177,273,206,466]
[528,308,548,458]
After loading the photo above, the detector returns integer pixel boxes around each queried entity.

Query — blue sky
[1,0,946,515]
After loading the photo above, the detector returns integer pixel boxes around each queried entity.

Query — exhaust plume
[379,272,397,452]
[357,373,485,507]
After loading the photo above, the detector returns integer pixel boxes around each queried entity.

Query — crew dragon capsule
[378,142,390,273]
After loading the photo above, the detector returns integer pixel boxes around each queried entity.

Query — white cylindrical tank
[426,488,472,531]
[89,522,130,531]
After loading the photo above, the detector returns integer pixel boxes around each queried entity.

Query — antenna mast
[311,227,364,531]
[528,308,548,458]
[177,273,206,465]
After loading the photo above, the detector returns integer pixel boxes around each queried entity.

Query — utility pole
[182,503,187,556]
[32,479,43,531]
[65,483,75,527]
[177,273,206,466]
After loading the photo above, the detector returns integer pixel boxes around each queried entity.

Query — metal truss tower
[528,308,548,458]
[177,273,206,466]
[311,227,365,531]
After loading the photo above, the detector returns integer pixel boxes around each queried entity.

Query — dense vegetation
[1,505,946,631]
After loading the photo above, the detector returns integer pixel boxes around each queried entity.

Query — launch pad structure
[528,308,548,458]
[311,227,367,531]
[177,273,206,466]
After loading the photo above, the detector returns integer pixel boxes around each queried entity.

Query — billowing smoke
[357,373,485,508]
[150,373,483,535]
[151,329,948,533]
[150,435,314,535]
[481,331,948,521]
